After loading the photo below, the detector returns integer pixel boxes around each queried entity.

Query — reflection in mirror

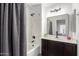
[57,20,66,36]
[49,21,53,35]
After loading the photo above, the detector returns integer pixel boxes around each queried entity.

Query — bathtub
[27,45,40,56]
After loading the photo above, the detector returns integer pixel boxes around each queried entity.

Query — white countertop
[42,35,77,44]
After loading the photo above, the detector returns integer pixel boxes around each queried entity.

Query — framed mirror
[47,14,69,36]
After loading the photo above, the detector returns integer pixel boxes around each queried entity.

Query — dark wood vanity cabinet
[47,40,64,56]
[64,43,77,56]
[42,39,77,56]
[42,39,48,56]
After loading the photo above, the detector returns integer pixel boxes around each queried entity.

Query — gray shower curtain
[0,3,26,56]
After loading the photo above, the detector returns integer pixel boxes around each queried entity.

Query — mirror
[47,14,69,36]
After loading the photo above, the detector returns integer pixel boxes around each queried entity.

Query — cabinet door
[42,39,48,56]
[64,43,77,56]
[47,40,64,56]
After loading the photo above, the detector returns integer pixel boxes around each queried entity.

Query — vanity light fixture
[50,8,61,12]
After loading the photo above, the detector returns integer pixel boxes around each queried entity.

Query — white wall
[72,3,79,56]
[46,3,72,17]
[72,3,79,37]
[41,4,47,37]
